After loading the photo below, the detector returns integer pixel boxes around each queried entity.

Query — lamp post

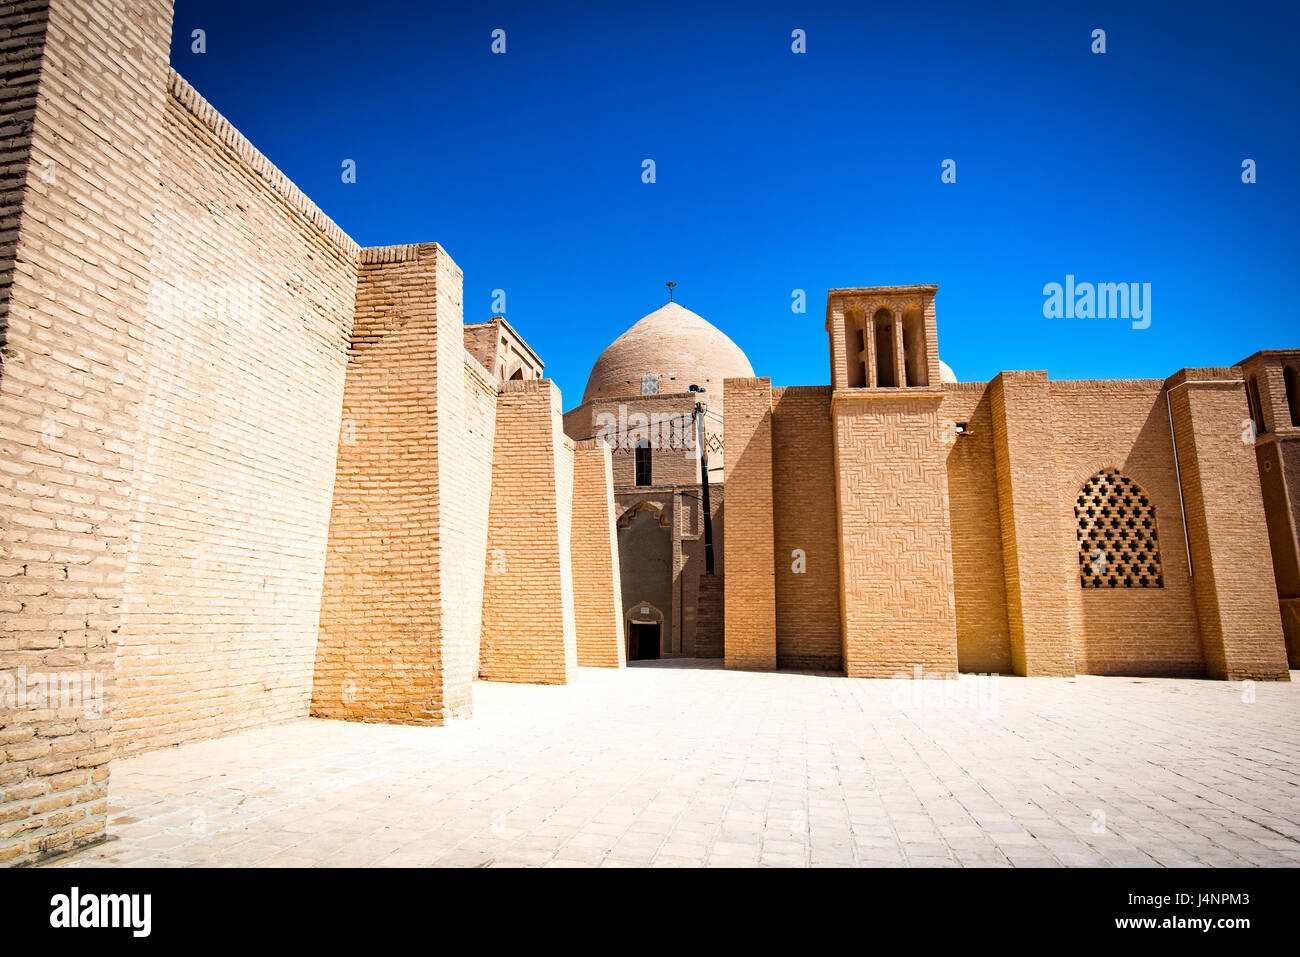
[689,385,715,575]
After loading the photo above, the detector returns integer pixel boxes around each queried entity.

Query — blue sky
[170,0,1298,404]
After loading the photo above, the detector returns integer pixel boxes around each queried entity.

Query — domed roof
[938,360,958,384]
[582,302,755,403]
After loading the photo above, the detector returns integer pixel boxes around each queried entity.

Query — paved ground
[50,662,1300,867]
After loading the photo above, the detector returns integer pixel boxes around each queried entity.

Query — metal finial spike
[666,281,676,302]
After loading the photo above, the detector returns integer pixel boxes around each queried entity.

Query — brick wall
[455,357,499,684]
[722,377,776,670]
[942,384,1013,673]
[570,440,624,667]
[1167,370,1289,680]
[1046,380,1203,676]
[1238,350,1300,664]
[832,390,958,677]
[988,372,1078,676]
[115,74,359,754]
[0,0,47,336]
[312,244,464,723]
[480,379,579,683]
[695,574,724,657]
[770,386,841,669]
[0,0,174,865]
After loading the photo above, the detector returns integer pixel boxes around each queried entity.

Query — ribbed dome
[582,302,755,403]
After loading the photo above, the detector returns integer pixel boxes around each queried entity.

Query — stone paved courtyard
[50,662,1300,868]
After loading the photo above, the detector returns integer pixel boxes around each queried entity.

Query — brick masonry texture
[311,245,454,725]
[721,378,777,670]
[1166,371,1290,680]
[832,391,959,678]
[989,371,1079,676]
[3,1,1298,869]
[1239,350,1300,665]
[941,384,1013,673]
[480,380,580,684]
[0,3,622,864]
[0,0,174,864]
[570,440,625,667]
[770,386,840,669]
[117,74,358,754]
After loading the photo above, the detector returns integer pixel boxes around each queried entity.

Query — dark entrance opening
[629,622,661,661]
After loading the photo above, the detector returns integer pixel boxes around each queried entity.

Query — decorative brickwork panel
[1075,470,1163,588]
[832,392,958,677]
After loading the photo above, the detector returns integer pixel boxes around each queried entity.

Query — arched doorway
[616,501,673,657]
[626,601,664,661]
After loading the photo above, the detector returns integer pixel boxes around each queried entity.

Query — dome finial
[666,281,676,303]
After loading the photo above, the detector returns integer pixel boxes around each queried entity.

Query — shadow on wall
[0,5,50,390]
[945,388,1014,675]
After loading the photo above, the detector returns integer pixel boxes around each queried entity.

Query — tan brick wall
[695,574,724,657]
[989,371,1078,676]
[463,316,543,382]
[1238,350,1300,664]
[722,378,776,670]
[115,74,359,754]
[570,440,624,667]
[480,379,578,683]
[0,0,174,865]
[942,384,1013,673]
[454,357,499,685]
[312,244,468,723]
[832,390,958,677]
[1167,370,1289,680]
[0,0,47,331]
[770,386,841,669]
[427,249,483,715]
[1046,380,1203,676]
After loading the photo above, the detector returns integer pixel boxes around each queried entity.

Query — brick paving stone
[44,664,1300,868]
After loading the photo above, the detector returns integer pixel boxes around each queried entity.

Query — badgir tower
[1,0,1298,865]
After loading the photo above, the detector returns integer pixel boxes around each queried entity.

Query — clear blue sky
[170,0,1298,404]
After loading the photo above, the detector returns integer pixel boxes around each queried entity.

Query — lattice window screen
[1074,469,1164,588]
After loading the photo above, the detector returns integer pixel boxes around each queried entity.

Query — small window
[1285,366,1300,427]
[635,443,652,486]
[873,308,896,387]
